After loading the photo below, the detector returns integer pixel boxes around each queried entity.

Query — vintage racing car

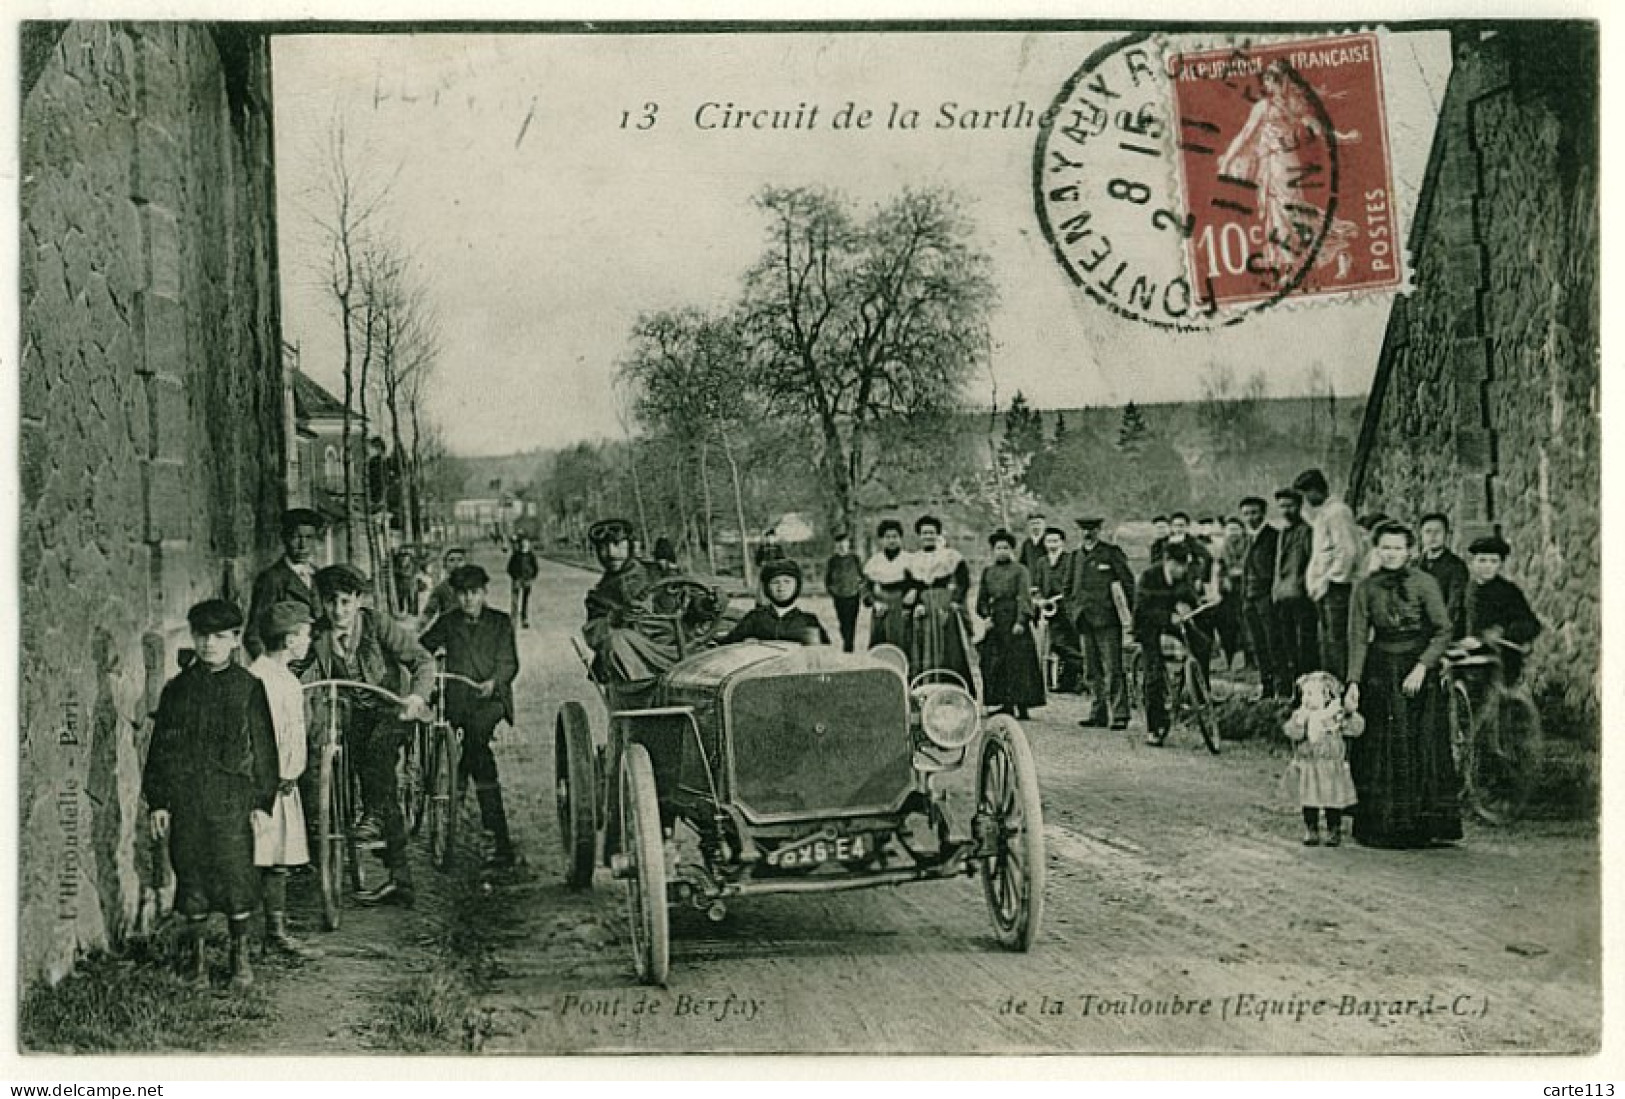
[557,576,1046,984]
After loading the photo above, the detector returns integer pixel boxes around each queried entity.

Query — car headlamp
[917,683,980,750]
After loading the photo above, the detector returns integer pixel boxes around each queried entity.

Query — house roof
[291,370,360,424]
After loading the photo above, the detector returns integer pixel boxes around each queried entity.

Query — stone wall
[1350,25,1599,733]
[19,23,284,984]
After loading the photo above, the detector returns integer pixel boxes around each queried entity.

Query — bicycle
[1440,638,1543,825]
[302,677,412,930]
[416,664,483,871]
[1156,600,1222,755]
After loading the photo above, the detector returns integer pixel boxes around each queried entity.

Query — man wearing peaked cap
[1064,516,1135,730]
[583,516,684,709]
[246,509,326,662]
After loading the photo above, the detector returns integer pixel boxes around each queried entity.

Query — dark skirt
[1351,644,1462,848]
[979,599,1046,710]
[869,585,913,652]
[910,588,977,696]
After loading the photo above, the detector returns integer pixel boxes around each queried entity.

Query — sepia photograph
[12,11,1602,1061]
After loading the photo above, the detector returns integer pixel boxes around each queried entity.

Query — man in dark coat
[822,532,864,652]
[1271,487,1319,686]
[722,558,831,645]
[421,546,468,624]
[1064,518,1136,730]
[1019,512,1049,576]
[307,564,435,906]
[1030,526,1082,693]
[506,535,541,629]
[1238,496,1284,698]
[422,565,521,867]
[1132,543,1212,746]
[245,508,326,661]
[583,518,693,711]
[1418,512,1471,639]
[1463,534,1543,685]
[144,599,279,989]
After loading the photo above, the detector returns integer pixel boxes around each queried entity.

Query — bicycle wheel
[1186,658,1220,755]
[427,725,461,870]
[1470,695,1543,826]
[400,724,426,837]
[343,749,365,894]
[315,744,344,931]
[1447,681,1475,788]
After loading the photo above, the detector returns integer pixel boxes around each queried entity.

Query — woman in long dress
[976,530,1046,718]
[907,515,976,694]
[864,518,914,652]
[1344,521,1461,848]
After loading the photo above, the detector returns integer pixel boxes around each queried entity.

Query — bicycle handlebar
[301,677,408,706]
[436,671,484,690]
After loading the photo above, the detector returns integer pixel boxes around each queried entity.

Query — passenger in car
[721,558,831,645]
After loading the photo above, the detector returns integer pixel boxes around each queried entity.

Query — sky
[271,27,1451,457]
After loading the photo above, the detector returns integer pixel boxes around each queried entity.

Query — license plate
[768,831,870,869]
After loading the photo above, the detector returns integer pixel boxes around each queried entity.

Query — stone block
[140,458,188,543]
[139,204,181,298]
[143,374,187,462]
[136,290,185,376]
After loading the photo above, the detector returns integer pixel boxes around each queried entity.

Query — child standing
[143,599,279,988]
[248,602,315,956]
[1284,670,1365,847]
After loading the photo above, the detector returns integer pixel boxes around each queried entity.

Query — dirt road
[258,551,1599,1055]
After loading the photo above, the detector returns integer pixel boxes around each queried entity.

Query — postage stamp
[1168,32,1403,308]
[1033,31,1403,331]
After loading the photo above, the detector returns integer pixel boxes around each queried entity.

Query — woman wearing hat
[1344,520,1460,848]
[863,519,913,651]
[975,530,1045,719]
[907,515,976,692]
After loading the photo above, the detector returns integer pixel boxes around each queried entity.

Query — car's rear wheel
[620,743,669,984]
[556,701,598,888]
[977,715,1045,951]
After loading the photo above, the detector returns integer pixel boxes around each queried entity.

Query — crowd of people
[143,470,1543,991]
[142,508,523,991]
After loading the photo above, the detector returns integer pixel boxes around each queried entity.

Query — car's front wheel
[977,715,1046,951]
[620,743,670,984]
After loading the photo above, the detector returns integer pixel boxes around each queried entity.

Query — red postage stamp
[1169,33,1403,308]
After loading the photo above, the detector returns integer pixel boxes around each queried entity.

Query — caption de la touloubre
[682,99,1057,131]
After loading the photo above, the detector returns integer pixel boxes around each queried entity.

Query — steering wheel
[631,576,724,648]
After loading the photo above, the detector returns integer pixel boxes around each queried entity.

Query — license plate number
[771,833,870,869]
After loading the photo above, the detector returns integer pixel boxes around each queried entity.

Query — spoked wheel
[1468,695,1543,826]
[977,716,1046,951]
[400,725,425,838]
[1448,682,1475,779]
[314,743,344,931]
[1185,658,1221,755]
[556,701,599,888]
[427,726,461,871]
[619,743,669,985]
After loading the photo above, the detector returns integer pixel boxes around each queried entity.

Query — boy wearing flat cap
[308,564,435,906]
[143,599,279,989]
[721,558,831,645]
[421,565,521,867]
[1463,534,1543,685]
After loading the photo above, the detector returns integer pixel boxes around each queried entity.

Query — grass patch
[1213,692,1292,743]
[20,927,272,1053]
[375,971,473,1052]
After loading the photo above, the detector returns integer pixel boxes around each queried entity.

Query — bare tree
[740,185,996,536]
[308,116,398,562]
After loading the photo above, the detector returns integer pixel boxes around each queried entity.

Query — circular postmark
[1034,33,1344,331]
